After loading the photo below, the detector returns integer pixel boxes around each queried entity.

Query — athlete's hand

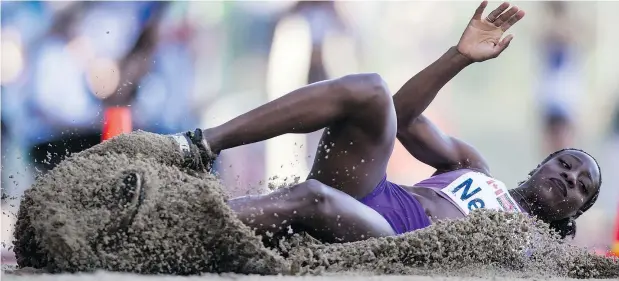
[456,1,525,63]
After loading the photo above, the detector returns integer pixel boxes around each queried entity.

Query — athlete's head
[516,148,601,238]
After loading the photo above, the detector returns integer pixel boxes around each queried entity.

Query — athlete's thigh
[299,181,396,243]
[307,99,397,199]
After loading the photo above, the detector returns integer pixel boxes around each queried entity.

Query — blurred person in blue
[1,1,64,196]
[613,96,619,139]
[1,119,8,200]
[1,1,198,175]
[535,1,589,154]
[22,2,102,173]
[131,2,200,137]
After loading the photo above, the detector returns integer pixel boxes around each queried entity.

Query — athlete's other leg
[228,179,395,243]
[203,73,396,198]
[307,78,396,198]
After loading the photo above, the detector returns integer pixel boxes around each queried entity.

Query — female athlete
[175,1,600,243]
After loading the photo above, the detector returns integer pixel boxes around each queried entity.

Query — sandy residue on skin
[11,131,619,278]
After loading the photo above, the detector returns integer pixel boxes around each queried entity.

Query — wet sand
[7,131,619,279]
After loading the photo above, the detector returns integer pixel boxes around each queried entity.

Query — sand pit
[2,272,618,281]
[7,131,619,279]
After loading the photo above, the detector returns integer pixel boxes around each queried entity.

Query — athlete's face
[522,150,600,221]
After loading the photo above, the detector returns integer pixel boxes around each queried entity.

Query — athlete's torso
[399,169,523,222]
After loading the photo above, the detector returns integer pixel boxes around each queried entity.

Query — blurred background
[2,1,619,261]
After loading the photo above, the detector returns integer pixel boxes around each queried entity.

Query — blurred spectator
[1,119,7,200]
[281,1,349,167]
[105,2,169,107]
[535,2,590,154]
[607,92,619,243]
[2,1,197,172]
[286,1,347,84]
[612,97,619,138]
[110,2,202,134]
[28,2,151,173]
[7,2,102,174]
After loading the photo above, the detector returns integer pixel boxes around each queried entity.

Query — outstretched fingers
[492,5,519,26]
[501,10,525,31]
[472,1,489,20]
[488,3,526,31]
[484,2,510,23]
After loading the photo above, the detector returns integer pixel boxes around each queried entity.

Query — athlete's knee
[336,73,392,111]
[302,179,332,205]
[293,179,335,214]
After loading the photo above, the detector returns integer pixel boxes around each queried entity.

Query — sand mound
[77,130,210,172]
[14,131,288,274]
[12,131,619,278]
[278,211,619,279]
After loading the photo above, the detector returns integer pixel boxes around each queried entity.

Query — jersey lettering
[440,172,523,215]
[451,178,481,200]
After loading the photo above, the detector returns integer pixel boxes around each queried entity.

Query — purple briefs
[359,176,431,234]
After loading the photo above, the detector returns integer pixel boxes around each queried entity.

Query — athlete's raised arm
[393,1,524,175]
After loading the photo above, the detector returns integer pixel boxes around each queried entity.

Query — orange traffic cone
[102,106,132,141]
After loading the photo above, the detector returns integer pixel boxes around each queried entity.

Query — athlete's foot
[186,128,219,171]
[168,129,219,171]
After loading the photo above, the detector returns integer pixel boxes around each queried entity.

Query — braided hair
[519,148,601,239]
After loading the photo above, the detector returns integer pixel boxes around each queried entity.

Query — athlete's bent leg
[199,73,396,199]
[228,179,395,243]
[200,73,389,152]
[308,76,396,199]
